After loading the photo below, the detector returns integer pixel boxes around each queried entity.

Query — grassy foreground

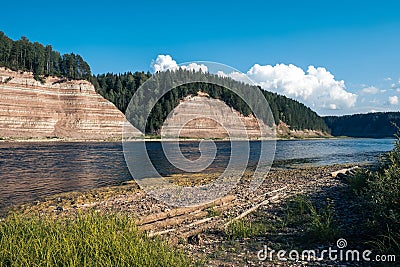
[0,212,190,267]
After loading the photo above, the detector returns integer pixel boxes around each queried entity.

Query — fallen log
[331,166,359,178]
[137,194,235,226]
[224,190,285,227]
[139,210,209,231]
[147,228,176,237]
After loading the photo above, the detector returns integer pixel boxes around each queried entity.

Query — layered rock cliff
[0,68,124,140]
[160,94,329,139]
[161,94,273,139]
[276,120,330,139]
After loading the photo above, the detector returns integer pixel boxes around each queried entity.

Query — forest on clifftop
[0,31,342,135]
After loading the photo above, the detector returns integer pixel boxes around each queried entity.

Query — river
[0,138,394,210]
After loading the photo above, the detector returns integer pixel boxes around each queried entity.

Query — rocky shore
[12,164,367,266]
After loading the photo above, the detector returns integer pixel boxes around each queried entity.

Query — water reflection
[0,142,131,211]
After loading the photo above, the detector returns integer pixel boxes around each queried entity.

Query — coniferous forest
[0,31,334,134]
[324,112,400,138]
[92,70,330,133]
[0,31,91,81]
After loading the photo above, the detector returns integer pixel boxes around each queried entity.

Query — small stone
[188,234,203,245]
[55,206,63,212]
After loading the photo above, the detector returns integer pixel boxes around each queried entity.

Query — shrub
[364,133,400,233]
[360,129,400,254]
[345,169,369,195]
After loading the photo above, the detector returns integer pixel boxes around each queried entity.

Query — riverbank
[0,132,333,143]
[7,163,378,266]
[10,165,353,216]
[0,136,123,143]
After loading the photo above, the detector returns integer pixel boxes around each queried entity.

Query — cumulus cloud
[151,55,208,73]
[151,55,178,72]
[152,55,358,114]
[217,70,251,84]
[389,95,399,105]
[361,86,379,94]
[242,63,357,111]
[183,62,208,72]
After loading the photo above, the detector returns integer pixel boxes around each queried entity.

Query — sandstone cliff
[276,120,330,139]
[0,68,124,140]
[161,94,273,139]
[160,94,329,139]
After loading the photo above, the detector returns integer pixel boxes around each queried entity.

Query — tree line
[324,112,400,138]
[0,31,91,81]
[91,69,330,133]
[0,31,330,134]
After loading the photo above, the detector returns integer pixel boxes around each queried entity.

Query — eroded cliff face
[276,120,330,139]
[0,68,124,140]
[161,95,273,139]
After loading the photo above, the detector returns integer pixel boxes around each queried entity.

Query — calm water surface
[0,139,394,210]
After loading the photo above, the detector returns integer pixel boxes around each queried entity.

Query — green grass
[357,130,400,255]
[223,195,339,243]
[0,212,190,267]
[284,195,339,243]
[344,169,368,195]
[205,206,221,218]
[370,229,400,255]
[224,219,267,239]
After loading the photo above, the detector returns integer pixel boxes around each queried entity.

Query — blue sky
[1,0,400,115]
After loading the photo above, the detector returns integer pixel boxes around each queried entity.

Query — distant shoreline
[0,135,393,143]
[0,133,339,143]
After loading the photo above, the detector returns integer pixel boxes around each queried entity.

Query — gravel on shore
[11,164,367,266]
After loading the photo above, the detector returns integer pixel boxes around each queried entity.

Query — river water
[0,138,394,210]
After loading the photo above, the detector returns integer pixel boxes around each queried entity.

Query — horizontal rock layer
[0,68,124,140]
[161,95,273,139]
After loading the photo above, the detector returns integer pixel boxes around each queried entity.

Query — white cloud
[219,71,250,83]
[384,77,392,81]
[216,71,228,77]
[329,104,337,110]
[151,55,359,114]
[388,95,399,105]
[243,63,357,111]
[151,55,178,72]
[151,55,207,73]
[183,62,208,72]
[361,86,379,94]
